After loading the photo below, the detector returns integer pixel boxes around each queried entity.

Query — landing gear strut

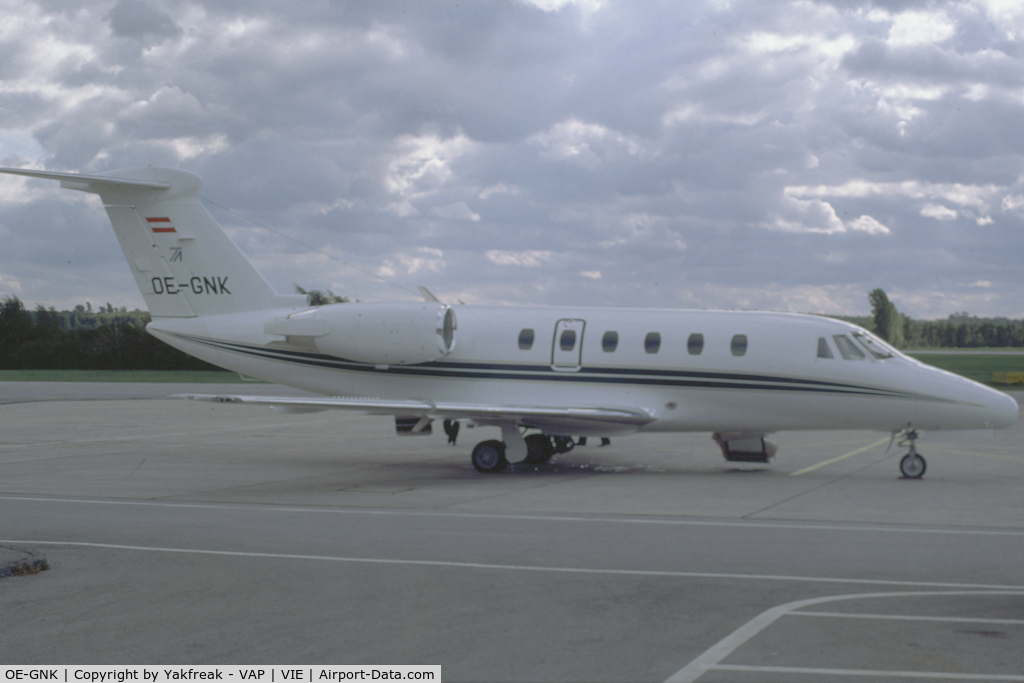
[897,428,926,479]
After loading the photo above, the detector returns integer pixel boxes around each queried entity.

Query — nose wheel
[897,428,926,479]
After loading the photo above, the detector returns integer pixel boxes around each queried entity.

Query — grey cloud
[1,0,1022,318]
[105,0,182,42]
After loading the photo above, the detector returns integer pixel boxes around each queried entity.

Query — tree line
[0,286,337,371]
[0,296,219,371]
[867,289,1024,349]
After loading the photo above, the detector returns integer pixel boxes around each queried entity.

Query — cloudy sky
[1,0,1022,319]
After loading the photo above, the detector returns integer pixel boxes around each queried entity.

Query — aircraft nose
[989,390,1020,429]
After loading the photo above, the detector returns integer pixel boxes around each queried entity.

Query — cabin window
[560,329,577,351]
[731,334,748,357]
[644,332,661,354]
[518,328,534,350]
[817,337,834,359]
[833,334,865,360]
[602,331,619,352]
[687,333,704,355]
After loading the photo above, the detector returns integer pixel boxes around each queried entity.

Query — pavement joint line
[791,610,1024,625]
[2,495,1023,536]
[664,590,1024,683]
[709,664,1024,680]
[924,445,1024,460]
[0,418,339,451]
[4,539,1024,592]
[790,437,891,476]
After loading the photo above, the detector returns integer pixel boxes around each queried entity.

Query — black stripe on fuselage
[167,332,945,401]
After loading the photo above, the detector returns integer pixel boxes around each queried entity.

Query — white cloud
[770,197,846,234]
[662,104,765,127]
[1001,194,1024,214]
[152,134,229,161]
[786,181,1003,213]
[887,10,957,47]
[531,118,643,168]
[486,250,554,267]
[519,0,605,12]
[847,215,890,235]
[921,204,958,221]
[378,248,446,278]
[385,133,477,199]
[0,273,23,294]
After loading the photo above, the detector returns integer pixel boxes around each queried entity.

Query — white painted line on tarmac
[3,495,1024,536]
[3,540,1024,592]
[790,437,890,476]
[664,590,1024,683]
[712,664,1024,680]
[793,610,1024,625]
[0,418,338,452]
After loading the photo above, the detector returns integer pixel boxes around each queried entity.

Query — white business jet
[1,166,1017,477]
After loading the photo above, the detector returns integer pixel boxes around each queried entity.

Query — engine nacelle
[264,301,457,365]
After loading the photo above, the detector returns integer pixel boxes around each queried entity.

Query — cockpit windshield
[832,334,865,360]
[851,331,897,360]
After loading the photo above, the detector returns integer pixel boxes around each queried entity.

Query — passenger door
[551,319,585,371]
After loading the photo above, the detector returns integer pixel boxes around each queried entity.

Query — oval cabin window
[602,331,619,352]
[518,328,534,350]
[687,333,704,355]
[560,329,577,351]
[731,334,748,356]
[645,332,661,354]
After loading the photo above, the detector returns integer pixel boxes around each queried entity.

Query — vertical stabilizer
[0,167,281,318]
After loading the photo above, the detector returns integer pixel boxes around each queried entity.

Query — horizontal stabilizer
[0,167,171,191]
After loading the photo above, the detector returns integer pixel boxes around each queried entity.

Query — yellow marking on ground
[790,437,890,476]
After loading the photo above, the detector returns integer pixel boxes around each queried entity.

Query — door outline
[551,319,585,371]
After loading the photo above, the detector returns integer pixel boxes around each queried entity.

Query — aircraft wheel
[899,452,926,479]
[472,440,508,473]
[524,434,554,464]
[552,435,575,454]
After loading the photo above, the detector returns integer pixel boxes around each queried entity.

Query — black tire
[472,440,508,473]
[524,434,555,464]
[552,436,575,454]
[899,452,926,479]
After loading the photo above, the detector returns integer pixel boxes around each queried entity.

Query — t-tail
[0,166,296,318]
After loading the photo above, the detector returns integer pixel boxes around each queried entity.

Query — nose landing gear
[897,428,926,479]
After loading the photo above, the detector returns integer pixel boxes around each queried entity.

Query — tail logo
[147,217,177,233]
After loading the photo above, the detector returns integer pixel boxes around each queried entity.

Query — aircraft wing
[177,393,656,435]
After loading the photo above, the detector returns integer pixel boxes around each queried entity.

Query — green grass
[907,353,1024,388]
[0,369,263,383]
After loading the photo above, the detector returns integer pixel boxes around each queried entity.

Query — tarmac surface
[1,382,1022,682]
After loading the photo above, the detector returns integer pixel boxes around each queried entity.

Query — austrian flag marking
[147,217,176,233]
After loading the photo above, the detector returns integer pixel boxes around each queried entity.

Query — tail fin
[0,166,286,318]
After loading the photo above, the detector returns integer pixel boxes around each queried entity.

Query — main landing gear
[470,432,582,473]
[897,428,926,479]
